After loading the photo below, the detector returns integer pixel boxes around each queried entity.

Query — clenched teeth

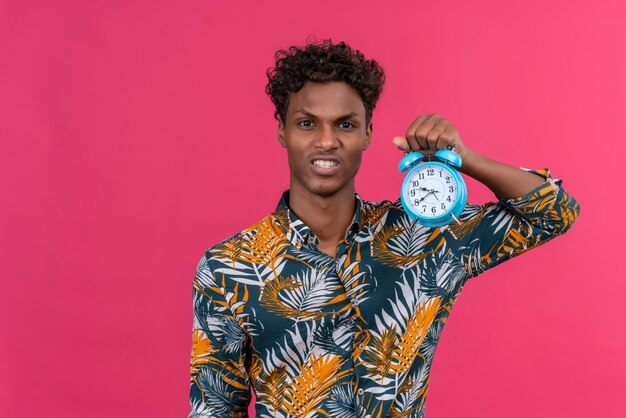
[313,160,338,168]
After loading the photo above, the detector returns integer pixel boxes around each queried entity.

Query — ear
[363,122,373,150]
[277,119,287,148]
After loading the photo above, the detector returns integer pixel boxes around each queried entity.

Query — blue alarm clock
[399,148,467,227]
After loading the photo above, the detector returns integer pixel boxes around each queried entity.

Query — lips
[310,157,340,176]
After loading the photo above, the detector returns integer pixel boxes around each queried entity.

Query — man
[188,39,580,418]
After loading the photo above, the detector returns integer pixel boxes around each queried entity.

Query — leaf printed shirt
[188,168,580,418]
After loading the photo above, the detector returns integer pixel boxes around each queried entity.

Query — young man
[188,39,580,418]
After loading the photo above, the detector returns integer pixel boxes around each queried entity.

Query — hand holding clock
[392,113,469,162]
[396,115,468,226]
[393,113,546,200]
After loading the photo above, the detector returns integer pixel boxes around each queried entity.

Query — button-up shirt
[188,168,580,418]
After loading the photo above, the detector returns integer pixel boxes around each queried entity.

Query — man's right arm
[188,252,251,418]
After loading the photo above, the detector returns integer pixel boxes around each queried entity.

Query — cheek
[285,147,309,171]
[347,150,364,170]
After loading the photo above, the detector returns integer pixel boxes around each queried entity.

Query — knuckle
[416,128,428,138]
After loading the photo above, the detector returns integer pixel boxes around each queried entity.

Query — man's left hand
[392,113,469,161]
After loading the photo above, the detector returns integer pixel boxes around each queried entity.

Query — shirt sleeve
[188,252,251,418]
[453,168,581,279]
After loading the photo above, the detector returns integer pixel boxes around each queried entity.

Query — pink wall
[1,1,624,417]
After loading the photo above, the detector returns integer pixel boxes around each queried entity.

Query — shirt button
[357,388,364,396]
[358,343,364,350]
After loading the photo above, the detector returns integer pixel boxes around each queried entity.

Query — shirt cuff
[496,167,562,222]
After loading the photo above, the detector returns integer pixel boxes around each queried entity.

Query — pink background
[1,1,624,417]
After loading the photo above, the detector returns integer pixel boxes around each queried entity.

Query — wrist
[458,147,481,174]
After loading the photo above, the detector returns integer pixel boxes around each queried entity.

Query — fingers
[396,114,462,156]
[427,118,448,150]
[405,114,430,151]
[436,126,457,150]
[405,114,457,152]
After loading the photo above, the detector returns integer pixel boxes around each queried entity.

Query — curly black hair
[265,38,385,127]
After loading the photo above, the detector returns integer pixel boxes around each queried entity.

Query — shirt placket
[331,228,369,408]
[282,194,370,410]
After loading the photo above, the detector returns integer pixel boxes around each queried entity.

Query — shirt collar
[273,189,364,249]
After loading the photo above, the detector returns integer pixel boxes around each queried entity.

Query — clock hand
[417,190,435,204]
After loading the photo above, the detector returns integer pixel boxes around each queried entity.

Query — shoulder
[201,211,283,267]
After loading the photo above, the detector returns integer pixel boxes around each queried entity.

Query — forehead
[287,81,365,118]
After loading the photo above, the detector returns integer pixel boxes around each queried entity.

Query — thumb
[392,136,410,152]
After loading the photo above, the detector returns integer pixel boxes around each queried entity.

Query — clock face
[403,163,458,218]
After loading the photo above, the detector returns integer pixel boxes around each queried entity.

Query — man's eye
[340,121,355,128]
[298,120,313,127]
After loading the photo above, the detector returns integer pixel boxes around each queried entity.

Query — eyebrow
[295,108,359,122]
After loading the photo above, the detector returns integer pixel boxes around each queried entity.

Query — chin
[306,180,348,197]
[291,171,355,198]
[310,188,339,198]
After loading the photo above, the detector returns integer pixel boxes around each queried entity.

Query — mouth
[310,158,340,176]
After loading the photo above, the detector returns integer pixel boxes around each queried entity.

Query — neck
[287,183,356,244]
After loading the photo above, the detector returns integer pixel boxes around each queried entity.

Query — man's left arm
[393,113,562,199]
[459,148,548,199]
[393,114,581,277]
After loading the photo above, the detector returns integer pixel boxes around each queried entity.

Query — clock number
[422,205,426,212]
[447,195,452,202]
[449,186,454,193]
[418,173,425,180]
[410,189,416,197]
[431,206,437,214]
[427,168,434,176]
[441,203,446,210]
[439,171,443,177]
[412,180,419,187]
[446,176,451,183]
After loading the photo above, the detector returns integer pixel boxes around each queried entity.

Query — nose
[315,123,339,150]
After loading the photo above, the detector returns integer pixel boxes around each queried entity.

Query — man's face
[278,81,372,198]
